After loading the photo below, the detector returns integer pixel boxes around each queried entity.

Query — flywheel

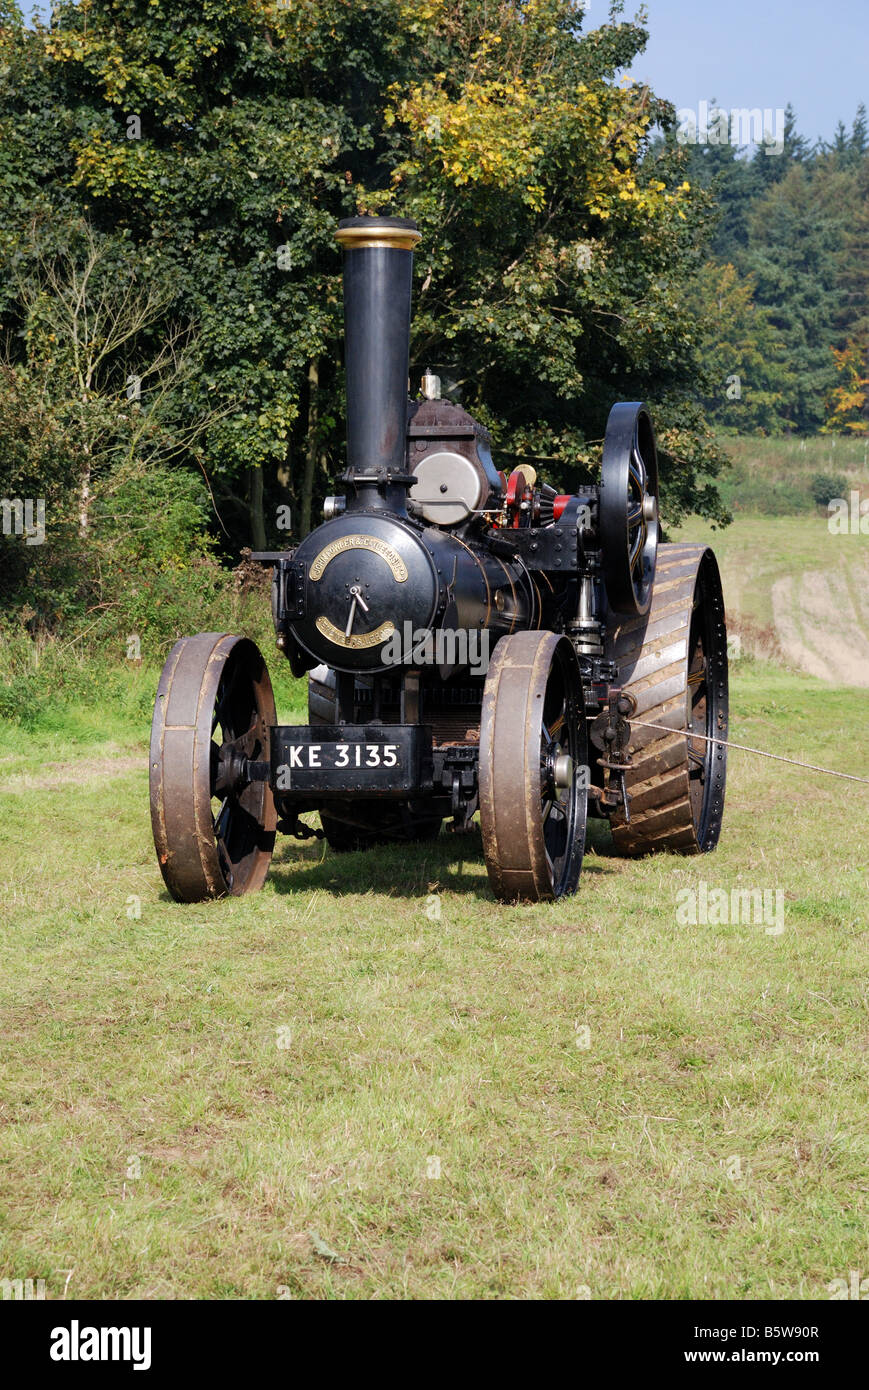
[599,401,659,616]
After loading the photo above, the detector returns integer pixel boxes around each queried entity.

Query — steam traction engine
[149,217,729,903]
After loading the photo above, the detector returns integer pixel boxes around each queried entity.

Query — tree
[824,341,868,435]
[0,216,224,632]
[1,0,352,545]
[831,148,869,346]
[377,1,731,521]
[11,220,220,533]
[683,261,790,433]
[742,163,847,432]
[750,102,813,191]
[1,0,732,552]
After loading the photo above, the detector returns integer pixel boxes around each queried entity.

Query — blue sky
[626,0,867,146]
[25,0,868,145]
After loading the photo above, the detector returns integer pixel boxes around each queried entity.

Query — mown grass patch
[0,665,866,1299]
[671,515,869,687]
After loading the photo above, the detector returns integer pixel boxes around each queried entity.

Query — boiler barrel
[288,513,540,674]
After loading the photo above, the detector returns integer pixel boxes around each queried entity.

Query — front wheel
[149,633,276,901]
[479,632,587,901]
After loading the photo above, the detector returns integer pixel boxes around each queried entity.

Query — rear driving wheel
[150,633,276,900]
[607,545,728,855]
[479,632,586,901]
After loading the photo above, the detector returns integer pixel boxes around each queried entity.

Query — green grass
[713,434,869,516]
[1,434,866,1299]
[0,665,866,1300]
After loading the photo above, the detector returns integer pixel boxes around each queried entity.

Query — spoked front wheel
[479,632,587,902]
[150,633,277,902]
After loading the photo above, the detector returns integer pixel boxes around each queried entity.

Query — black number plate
[270,724,427,795]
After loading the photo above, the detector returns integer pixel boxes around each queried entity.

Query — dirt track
[675,515,869,690]
[771,566,869,687]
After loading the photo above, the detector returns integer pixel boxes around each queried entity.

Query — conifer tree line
[679,103,869,437]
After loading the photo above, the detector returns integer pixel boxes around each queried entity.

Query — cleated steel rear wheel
[607,544,728,856]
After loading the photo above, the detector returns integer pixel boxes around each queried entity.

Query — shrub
[811,472,849,507]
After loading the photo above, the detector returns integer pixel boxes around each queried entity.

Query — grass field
[1,435,866,1300]
[712,434,869,516]
[684,435,869,686]
[672,514,869,685]
[0,661,866,1300]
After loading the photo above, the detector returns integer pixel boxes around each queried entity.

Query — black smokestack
[335,216,421,478]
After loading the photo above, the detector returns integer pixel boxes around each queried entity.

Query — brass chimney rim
[335,223,421,251]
